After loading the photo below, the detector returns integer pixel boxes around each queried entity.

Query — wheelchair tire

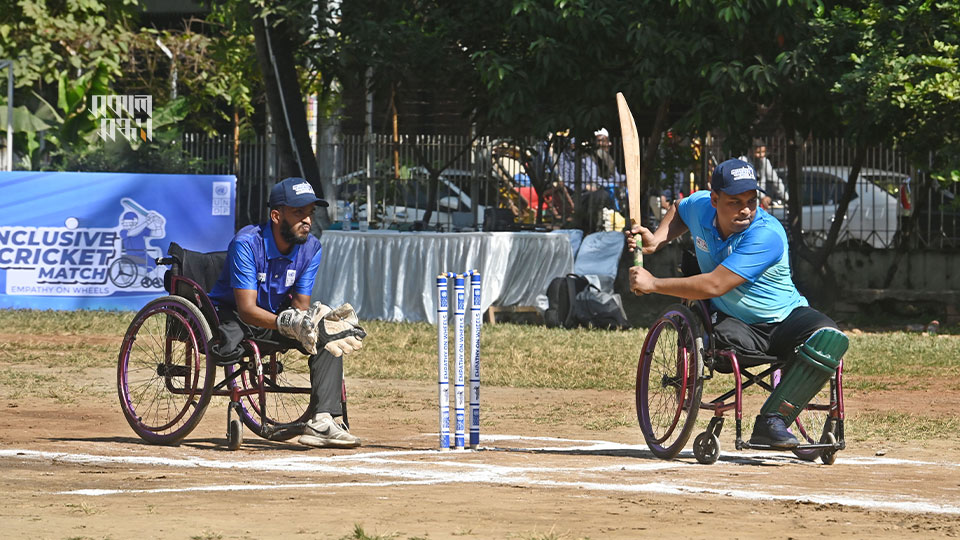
[226,349,313,441]
[636,304,704,460]
[227,417,243,451]
[790,376,838,462]
[117,296,215,445]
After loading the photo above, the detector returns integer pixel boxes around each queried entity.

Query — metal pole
[1,60,12,171]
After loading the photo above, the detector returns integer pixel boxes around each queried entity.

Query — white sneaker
[299,413,361,448]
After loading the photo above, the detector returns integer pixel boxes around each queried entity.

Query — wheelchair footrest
[737,440,843,451]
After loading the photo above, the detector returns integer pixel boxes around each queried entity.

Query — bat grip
[633,245,643,267]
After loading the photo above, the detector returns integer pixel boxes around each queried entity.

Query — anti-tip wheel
[693,431,720,465]
[227,417,243,451]
[820,432,838,465]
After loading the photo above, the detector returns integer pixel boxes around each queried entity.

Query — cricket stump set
[436,271,482,450]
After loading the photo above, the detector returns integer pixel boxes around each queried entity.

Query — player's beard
[280,219,310,245]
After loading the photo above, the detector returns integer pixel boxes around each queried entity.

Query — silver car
[769,166,908,249]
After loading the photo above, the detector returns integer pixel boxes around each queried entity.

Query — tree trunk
[814,144,867,270]
[639,98,671,220]
[253,14,330,225]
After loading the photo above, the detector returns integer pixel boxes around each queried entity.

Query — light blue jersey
[676,190,807,324]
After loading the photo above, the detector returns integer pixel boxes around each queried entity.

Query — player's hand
[318,303,366,357]
[277,307,321,355]
[629,265,657,296]
[625,224,656,256]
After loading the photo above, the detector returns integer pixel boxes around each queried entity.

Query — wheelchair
[116,242,348,450]
[636,300,845,465]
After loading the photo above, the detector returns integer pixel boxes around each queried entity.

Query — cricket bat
[616,92,643,267]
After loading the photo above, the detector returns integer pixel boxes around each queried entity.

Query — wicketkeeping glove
[276,304,328,355]
[317,303,367,357]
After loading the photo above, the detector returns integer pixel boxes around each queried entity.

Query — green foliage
[0,0,140,89]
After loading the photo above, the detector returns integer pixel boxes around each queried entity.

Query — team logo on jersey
[285,269,297,287]
[695,236,708,252]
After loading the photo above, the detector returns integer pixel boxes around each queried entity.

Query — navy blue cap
[269,177,328,208]
[711,159,761,195]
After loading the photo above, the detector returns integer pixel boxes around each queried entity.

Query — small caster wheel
[227,417,243,451]
[693,432,720,465]
[820,432,837,465]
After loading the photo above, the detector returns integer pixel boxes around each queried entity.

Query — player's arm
[235,288,280,329]
[629,263,746,299]
[227,241,279,329]
[626,202,689,255]
[290,293,311,311]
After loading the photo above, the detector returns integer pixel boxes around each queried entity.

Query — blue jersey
[208,222,323,314]
[676,190,807,324]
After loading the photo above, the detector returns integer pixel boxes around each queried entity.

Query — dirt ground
[2,351,960,539]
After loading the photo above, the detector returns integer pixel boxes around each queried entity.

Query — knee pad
[761,327,847,424]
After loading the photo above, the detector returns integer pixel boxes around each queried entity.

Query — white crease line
[4,447,960,515]
[60,480,440,496]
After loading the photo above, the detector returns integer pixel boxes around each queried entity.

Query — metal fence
[179,132,958,249]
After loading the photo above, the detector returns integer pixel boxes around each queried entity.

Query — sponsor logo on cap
[730,166,756,181]
[292,182,314,195]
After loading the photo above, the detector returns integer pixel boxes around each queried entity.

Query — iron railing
[178,132,958,249]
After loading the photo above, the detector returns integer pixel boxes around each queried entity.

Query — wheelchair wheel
[227,349,312,441]
[636,304,704,460]
[790,375,838,462]
[117,296,215,445]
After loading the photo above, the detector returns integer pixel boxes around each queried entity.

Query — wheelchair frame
[116,251,347,450]
[636,300,845,465]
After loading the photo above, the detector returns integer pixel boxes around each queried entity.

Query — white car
[769,166,908,249]
[335,167,492,231]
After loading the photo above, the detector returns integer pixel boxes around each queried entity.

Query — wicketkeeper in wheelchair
[626,158,848,457]
[205,177,366,448]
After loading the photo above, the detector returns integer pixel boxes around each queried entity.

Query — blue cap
[711,159,762,195]
[269,177,328,208]
[122,211,138,221]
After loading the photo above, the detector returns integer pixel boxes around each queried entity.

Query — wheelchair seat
[709,350,781,374]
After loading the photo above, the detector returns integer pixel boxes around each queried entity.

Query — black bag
[544,274,589,328]
[572,284,631,330]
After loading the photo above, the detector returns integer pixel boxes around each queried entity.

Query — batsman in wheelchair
[207,177,366,448]
[627,158,848,450]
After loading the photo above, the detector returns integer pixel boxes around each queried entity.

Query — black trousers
[210,308,344,417]
[713,306,840,364]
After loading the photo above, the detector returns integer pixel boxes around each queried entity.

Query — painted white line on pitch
[59,479,440,496]
[4,447,960,515]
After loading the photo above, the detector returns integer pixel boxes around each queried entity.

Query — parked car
[334,166,495,231]
[770,166,910,248]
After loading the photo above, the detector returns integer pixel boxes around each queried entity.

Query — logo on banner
[0,198,168,296]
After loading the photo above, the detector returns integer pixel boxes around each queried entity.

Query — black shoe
[749,414,799,449]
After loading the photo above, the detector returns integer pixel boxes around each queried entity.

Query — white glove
[276,305,326,355]
[318,303,367,357]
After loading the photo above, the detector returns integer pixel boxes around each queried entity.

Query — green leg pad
[760,328,848,424]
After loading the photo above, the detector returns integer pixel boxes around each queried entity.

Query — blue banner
[0,171,236,311]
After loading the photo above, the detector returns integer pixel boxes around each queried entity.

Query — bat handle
[633,243,643,267]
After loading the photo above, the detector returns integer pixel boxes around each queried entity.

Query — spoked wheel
[117,296,215,444]
[108,257,139,288]
[636,304,704,460]
[790,374,838,462]
[226,349,313,441]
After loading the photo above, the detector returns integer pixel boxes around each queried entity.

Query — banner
[0,171,236,311]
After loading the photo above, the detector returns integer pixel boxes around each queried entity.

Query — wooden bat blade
[616,92,643,266]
